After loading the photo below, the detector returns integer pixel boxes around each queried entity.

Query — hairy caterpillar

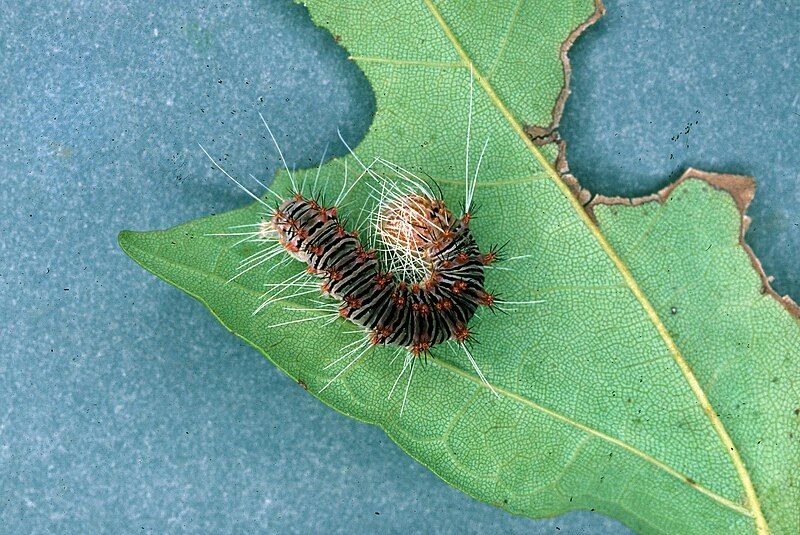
[202,75,540,412]
[274,189,492,347]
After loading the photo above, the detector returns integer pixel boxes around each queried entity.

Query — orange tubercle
[452,280,468,293]
[412,303,430,316]
[434,298,453,311]
[452,323,470,342]
[480,251,497,265]
[478,291,495,307]
[410,339,431,356]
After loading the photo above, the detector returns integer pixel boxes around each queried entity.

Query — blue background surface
[1,1,796,533]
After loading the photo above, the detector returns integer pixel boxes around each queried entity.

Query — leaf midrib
[418,0,767,531]
[120,235,751,518]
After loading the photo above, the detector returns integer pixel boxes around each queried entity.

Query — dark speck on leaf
[670,307,677,315]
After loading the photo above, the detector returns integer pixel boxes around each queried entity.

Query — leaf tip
[117,229,151,262]
[117,229,137,252]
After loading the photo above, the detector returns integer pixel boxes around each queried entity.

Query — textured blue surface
[1,1,796,533]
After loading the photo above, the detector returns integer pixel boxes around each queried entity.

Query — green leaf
[118,1,800,533]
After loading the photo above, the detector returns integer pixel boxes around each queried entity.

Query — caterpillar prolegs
[203,81,541,413]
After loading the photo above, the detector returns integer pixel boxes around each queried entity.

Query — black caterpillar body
[272,193,496,356]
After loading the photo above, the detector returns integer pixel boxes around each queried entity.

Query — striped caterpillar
[273,190,492,351]
[202,77,539,412]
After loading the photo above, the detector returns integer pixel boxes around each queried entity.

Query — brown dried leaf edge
[584,168,800,320]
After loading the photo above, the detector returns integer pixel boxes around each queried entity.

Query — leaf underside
[119,1,800,533]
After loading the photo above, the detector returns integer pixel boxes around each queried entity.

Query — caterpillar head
[378,193,453,257]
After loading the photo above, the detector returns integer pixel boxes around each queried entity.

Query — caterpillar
[273,189,492,351]
[202,75,540,413]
